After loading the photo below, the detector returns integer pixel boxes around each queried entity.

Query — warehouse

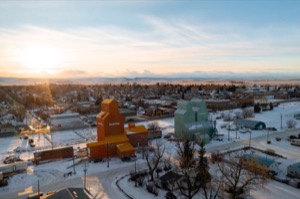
[33,146,74,164]
[49,112,85,131]
[287,162,300,179]
[125,123,148,147]
[236,119,266,130]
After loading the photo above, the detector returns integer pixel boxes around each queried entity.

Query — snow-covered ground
[1,102,300,198]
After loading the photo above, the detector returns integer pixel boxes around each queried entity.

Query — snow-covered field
[1,102,300,198]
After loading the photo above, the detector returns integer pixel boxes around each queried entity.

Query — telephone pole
[106,143,109,168]
[281,113,283,129]
[72,154,76,174]
[83,162,88,189]
[37,179,40,199]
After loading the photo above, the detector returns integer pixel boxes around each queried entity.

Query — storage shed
[125,123,148,147]
[236,119,266,130]
[50,112,85,131]
[33,146,74,164]
[158,171,183,190]
[287,162,300,178]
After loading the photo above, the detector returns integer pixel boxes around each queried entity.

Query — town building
[125,123,148,147]
[236,119,266,130]
[44,187,90,199]
[49,112,85,131]
[287,162,300,179]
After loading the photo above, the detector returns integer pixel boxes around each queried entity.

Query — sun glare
[18,44,64,72]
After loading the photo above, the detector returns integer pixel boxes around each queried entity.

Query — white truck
[291,139,300,146]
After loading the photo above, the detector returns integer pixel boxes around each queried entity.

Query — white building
[287,162,300,178]
[50,112,85,131]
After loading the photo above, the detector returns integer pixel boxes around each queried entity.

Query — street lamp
[134,159,137,187]
[228,124,230,141]
[235,117,238,139]
[37,179,40,199]
[72,154,76,175]
[83,162,88,189]
[281,113,283,129]
[249,130,252,147]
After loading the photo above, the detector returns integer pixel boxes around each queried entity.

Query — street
[0,128,299,199]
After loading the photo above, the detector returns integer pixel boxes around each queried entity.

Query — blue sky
[0,1,299,78]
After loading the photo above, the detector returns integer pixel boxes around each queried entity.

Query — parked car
[0,179,8,187]
[290,135,297,140]
[239,128,251,133]
[266,127,277,131]
[220,123,227,129]
[3,155,22,164]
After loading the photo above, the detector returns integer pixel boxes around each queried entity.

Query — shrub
[286,119,297,129]
[211,152,223,163]
[265,149,276,156]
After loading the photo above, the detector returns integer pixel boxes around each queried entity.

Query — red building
[125,123,148,147]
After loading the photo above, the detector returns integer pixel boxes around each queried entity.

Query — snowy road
[1,162,148,199]
[1,128,299,199]
[206,128,300,153]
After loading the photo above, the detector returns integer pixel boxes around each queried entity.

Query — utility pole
[106,143,109,168]
[49,124,53,150]
[281,113,283,129]
[37,179,40,199]
[235,117,238,139]
[228,125,230,141]
[134,159,137,187]
[72,154,76,175]
[83,162,88,189]
[249,131,252,147]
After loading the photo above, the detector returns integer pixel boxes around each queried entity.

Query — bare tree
[147,121,160,131]
[145,141,165,181]
[286,119,297,129]
[235,111,243,119]
[223,112,233,122]
[175,139,200,199]
[215,152,268,199]
[201,172,222,199]
[242,107,254,118]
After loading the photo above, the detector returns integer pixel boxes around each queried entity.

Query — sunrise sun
[18,44,64,72]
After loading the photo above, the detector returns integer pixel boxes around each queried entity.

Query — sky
[0,0,300,78]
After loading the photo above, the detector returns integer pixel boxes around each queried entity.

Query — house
[205,99,232,111]
[45,187,90,199]
[157,171,183,191]
[294,113,300,120]
[236,119,266,130]
[287,162,300,179]
[243,154,275,169]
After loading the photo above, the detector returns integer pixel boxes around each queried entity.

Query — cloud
[0,17,300,78]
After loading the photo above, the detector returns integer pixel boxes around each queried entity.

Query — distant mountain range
[0,72,299,85]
